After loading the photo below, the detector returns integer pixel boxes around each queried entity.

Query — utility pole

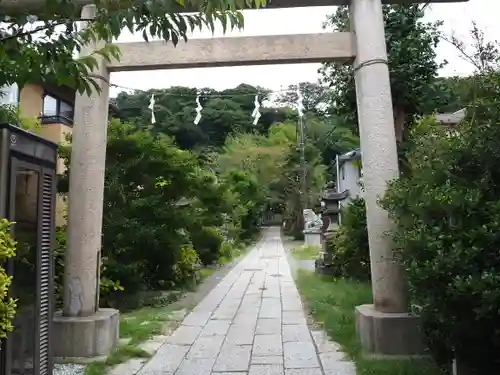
[298,113,307,209]
[296,84,307,210]
[297,83,308,235]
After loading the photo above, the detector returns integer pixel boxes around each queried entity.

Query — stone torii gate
[10,0,467,360]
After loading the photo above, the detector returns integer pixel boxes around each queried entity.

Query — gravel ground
[53,363,86,375]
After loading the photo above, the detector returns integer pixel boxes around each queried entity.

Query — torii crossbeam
[0,0,469,14]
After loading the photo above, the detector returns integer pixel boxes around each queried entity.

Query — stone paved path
[137,227,356,375]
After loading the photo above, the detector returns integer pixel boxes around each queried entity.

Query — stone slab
[320,361,356,375]
[259,300,282,319]
[253,335,283,356]
[310,331,341,353]
[284,369,323,375]
[137,336,168,355]
[282,312,307,326]
[282,325,311,343]
[249,364,284,375]
[283,342,319,369]
[187,335,225,359]
[183,311,213,327]
[263,289,281,299]
[176,357,216,375]
[233,313,259,327]
[138,344,189,374]
[213,345,252,372]
[256,319,282,335]
[166,325,202,346]
[319,352,348,370]
[251,356,284,365]
[212,308,238,320]
[225,326,256,346]
[201,320,231,337]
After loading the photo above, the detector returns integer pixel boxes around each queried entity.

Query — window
[341,165,345,180]
[41,93,74,126]
[42,95,58,116]
[59,100,73,120]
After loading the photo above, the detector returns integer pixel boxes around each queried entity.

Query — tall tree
[275,82,330,115]
[433,22,500,114]
[431,76,471,114]
[443,21,500,74]
[320,5,444,141]
[302,115,359,168]
[113,84,285,151]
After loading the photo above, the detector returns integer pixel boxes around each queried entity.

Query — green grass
[85,306,173,375]
[200,267,217,279]
[121,306,173,343]
[295,270,446,375]
[106,345,151,366]
[291,245,321,260]
[84,362,107,375]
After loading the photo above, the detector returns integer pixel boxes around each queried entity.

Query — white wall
[337,160,362,211]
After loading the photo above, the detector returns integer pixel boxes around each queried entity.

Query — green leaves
[0,219,17,339]
[1,0,267,95]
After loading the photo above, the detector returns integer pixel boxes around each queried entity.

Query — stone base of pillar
[52,308,120,359]
[304,231,322,247]
[355,304,425,356]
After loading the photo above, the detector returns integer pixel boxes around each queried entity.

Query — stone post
[52,4,119,359]
[350,0,424,355]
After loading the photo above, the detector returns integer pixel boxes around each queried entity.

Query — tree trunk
[394,107,405,143]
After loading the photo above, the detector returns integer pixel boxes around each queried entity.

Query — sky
[110,0,499,97]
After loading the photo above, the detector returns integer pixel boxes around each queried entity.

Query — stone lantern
[314,181,349,274]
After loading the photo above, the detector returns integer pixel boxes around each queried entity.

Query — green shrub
[54,226,66,307]
[173,246,201,286]
[220,241,234,260]
[380,72,500,372]
[325,197,369,281]
[0,219,17,338]
[58,121,231,292]
[191,226,224,265]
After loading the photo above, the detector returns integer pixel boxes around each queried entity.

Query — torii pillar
[52,4,120,359]
[350,0,424,355]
